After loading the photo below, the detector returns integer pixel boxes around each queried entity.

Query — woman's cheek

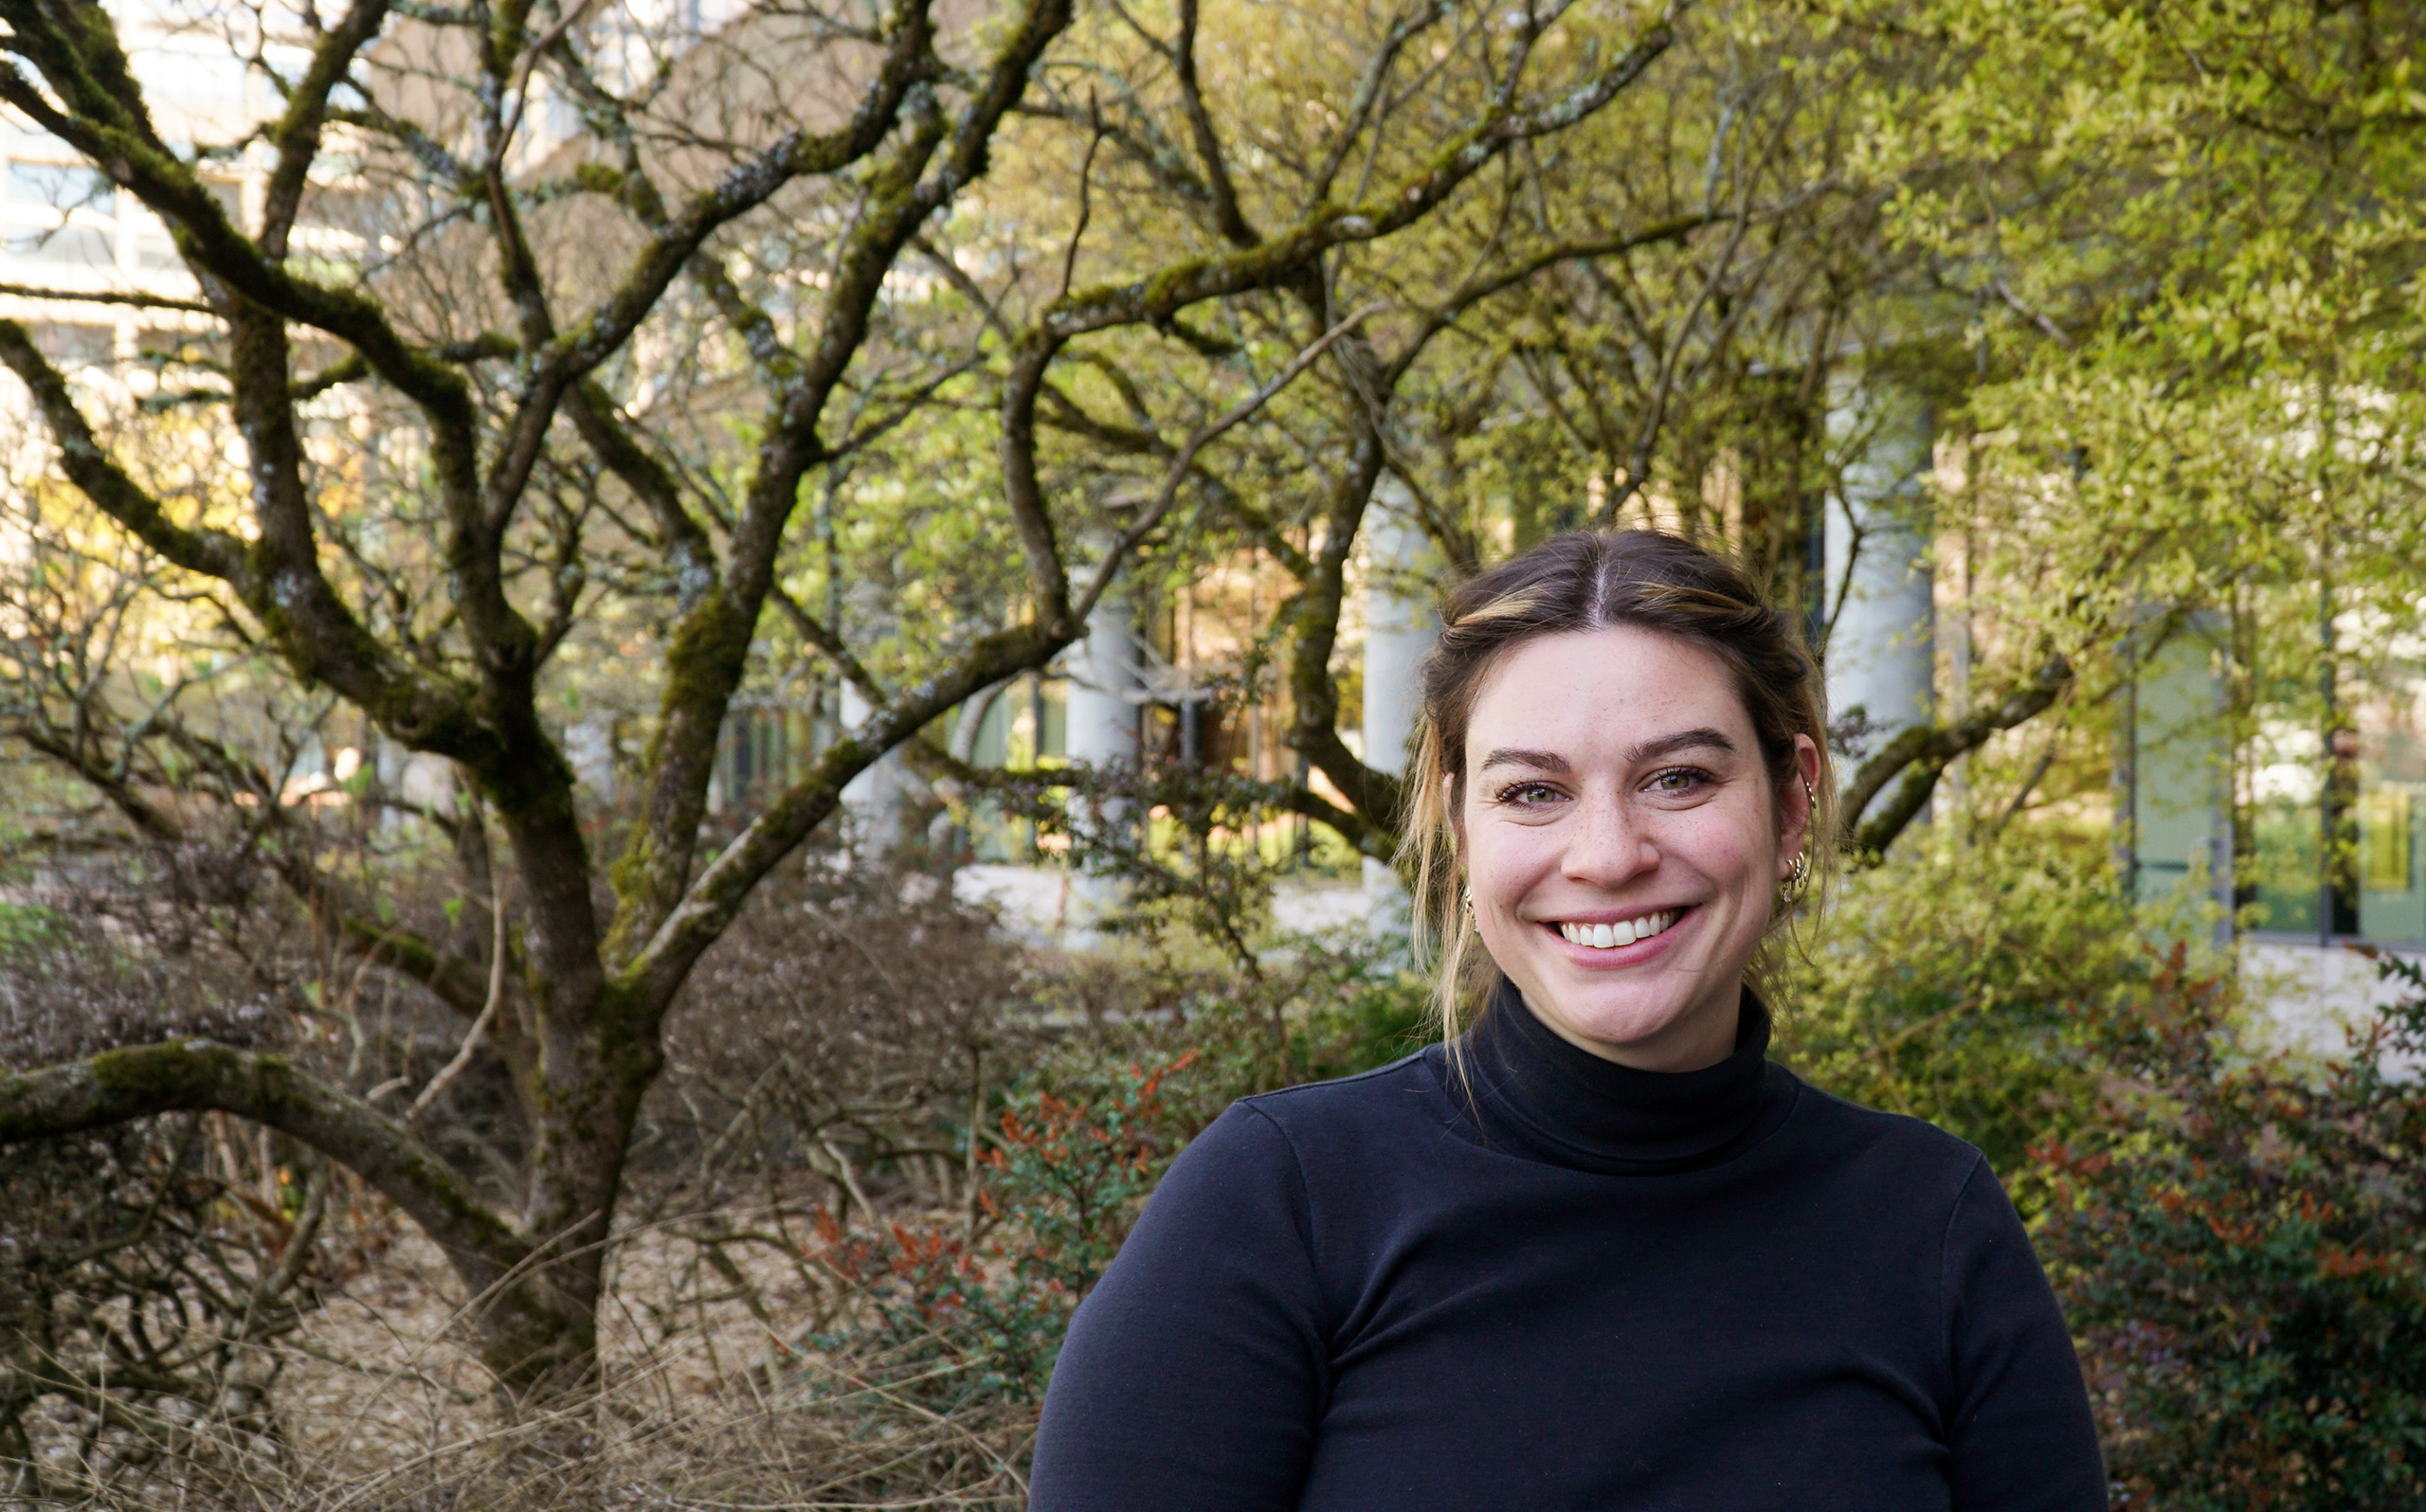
[1474,824,1556,904]
[1675,801,1771,875]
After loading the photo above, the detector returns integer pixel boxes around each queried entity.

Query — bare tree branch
[1071,301,1385,625]
[0,281,211,313]
[1843,655,2074,857]
[0,322,247,581]
[0,1043,532,1287]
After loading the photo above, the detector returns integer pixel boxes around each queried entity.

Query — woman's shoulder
[1236,1047,1445,1129]
[1144,1053,1446,1233]
[1172,1050,1449,1175]
[1781,1074,1995,1192]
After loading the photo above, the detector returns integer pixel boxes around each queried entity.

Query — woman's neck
[1442,979,1790,1176]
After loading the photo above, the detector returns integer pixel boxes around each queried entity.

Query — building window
[2244,676,2426,944]
[28,323,115,370]
[6,159,118,268]
[2363,787,2414,892]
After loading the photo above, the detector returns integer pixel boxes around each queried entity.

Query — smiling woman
[1450,626,1819,1071]
[1029,531,2108,1512]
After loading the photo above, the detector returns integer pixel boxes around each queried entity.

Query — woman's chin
[1524,983,1705,1058]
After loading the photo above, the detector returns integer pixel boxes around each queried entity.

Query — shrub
[2036,947,2426,1511]
[643,870,1042,1219]
[754,928,1425,1506]
[801,1053,1196,1409]
[0,901,373,1504]
[1784,829,2221,1184]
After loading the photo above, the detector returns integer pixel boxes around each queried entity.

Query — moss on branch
[0,1041,530,1282]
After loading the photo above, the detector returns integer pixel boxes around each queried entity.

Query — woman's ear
[1783,733,1822,855]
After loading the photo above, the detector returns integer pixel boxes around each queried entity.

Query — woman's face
[1458,626,1818,1072]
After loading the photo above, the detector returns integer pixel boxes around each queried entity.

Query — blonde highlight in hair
[1396,530,1838,1054]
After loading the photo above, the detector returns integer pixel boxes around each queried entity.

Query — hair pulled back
[1402,529,1835,1040]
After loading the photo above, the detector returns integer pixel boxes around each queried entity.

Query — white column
[1824,385,1935,824]
[839,682,912,862]
[1064,584,1141,940]
[2127,615,2235,943]
[1362,479,1439,926]
[374,737,407,832]
[564,715,616,803]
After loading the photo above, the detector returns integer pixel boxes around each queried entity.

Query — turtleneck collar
[1432,978,1798,1176]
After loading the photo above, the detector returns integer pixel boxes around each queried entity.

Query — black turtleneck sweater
[1028,986,2107,1511]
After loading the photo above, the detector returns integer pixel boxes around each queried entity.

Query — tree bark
[1841,655,2074,857]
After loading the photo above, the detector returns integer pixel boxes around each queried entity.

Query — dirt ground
[249,1194,914,1508]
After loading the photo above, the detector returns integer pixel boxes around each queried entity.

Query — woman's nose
[1560,792,1657,888]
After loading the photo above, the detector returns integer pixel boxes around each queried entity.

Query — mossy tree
[0,0,1706,1395]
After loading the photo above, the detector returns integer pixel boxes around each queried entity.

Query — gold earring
[1462,884,1476,915]
[1782,851,1811,904]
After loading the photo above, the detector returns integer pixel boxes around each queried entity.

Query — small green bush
[1783,830,2202,1182]
[797,1052,1194,1416]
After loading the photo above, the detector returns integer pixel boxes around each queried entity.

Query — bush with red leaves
[798,1052,1199,1412]
[2037,947,2426,1510]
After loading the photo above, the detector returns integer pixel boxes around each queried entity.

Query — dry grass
[13,1192,1038,1511]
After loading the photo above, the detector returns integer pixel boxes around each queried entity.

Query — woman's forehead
[1464,628,1751,755]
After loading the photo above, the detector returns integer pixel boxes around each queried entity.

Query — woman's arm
[1029,1102,1329,1512]
[1943,1158,2109,1511]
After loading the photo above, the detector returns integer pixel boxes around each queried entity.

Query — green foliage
[1852,0,2426,757]
[800,1053,1193,1410]
[1784,828,2218,1181]
[2037,949,2426,1510]
[0,902,64,953]
[1125,940,1432,1131]
[1800,834,2426,1508]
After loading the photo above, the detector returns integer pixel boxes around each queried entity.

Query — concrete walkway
[2242,936,2425,1071]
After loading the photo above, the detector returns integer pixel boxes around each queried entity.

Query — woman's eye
[1494,781,1565,807]
[1646,766,1711,796]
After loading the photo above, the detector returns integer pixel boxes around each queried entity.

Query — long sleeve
[1028,1103,1329,1512]
[1942,1158,2109,1511]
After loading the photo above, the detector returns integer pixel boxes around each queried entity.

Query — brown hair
[1402,529,1836,1041]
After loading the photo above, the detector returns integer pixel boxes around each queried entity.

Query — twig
[0,280,214,313]
[1071,302,1385,623]
[963,1045,985,1243]
[407,857,508,1123]
[1057,92,1105,301]
[1988,741,2062,839]
[275,1334,484,1405]
[819,1138,878,1224]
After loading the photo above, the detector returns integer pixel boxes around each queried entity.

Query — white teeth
[1559,911,1676,950]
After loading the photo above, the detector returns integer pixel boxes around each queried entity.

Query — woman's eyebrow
[1477,747,1570,773]
[1625,728,1739,764]
[1476,729,1738,774]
